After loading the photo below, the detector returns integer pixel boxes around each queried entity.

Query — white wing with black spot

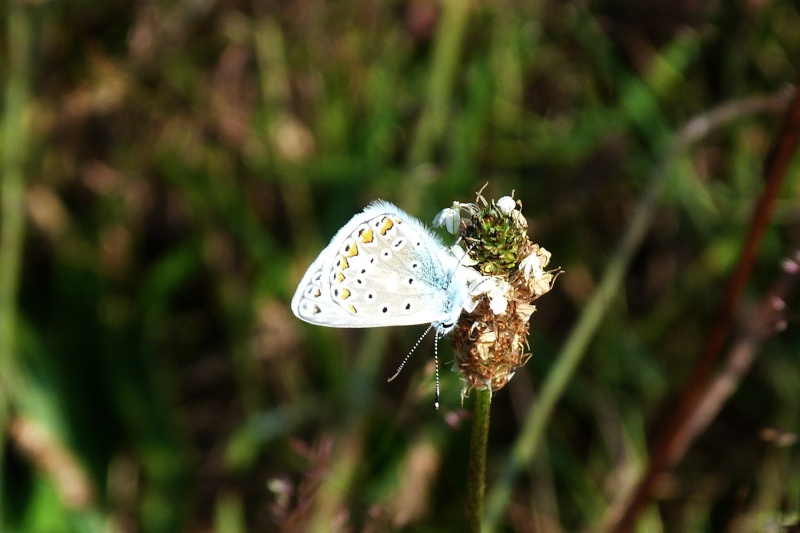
[291,201,469,330]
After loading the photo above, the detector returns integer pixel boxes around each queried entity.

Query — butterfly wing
[291,202,464,328]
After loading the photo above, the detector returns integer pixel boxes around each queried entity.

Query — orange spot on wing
[358,227,374,243]
[343,241,359,257]
[378,217,394,235]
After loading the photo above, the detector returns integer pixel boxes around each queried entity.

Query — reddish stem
[608,86,800,533]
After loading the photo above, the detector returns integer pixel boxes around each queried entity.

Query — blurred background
[1,0,800,531]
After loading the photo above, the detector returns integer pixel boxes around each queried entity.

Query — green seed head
[449,193,559,394]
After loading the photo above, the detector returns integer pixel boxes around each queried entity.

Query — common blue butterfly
[291,202,476,333]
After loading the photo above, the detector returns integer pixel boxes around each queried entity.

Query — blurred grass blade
[0,0,34,524]
[403,0,472,209]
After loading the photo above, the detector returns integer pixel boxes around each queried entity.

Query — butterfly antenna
[387,324,434,382]
[433,328,441,409]
[457,242,477,265]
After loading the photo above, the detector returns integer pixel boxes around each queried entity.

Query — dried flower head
[447,193,559,395]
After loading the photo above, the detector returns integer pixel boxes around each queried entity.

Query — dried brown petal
[450,193,559,394]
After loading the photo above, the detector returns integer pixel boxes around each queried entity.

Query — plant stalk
[466,388,492,532]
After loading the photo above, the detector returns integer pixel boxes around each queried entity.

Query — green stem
[0,0,33,525]
[466,388,492,532]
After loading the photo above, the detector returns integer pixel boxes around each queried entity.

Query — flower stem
[466,387,492,532]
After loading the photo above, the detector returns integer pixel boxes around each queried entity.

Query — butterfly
[291,201,475,406]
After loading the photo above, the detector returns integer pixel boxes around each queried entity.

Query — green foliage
[1,0,800,531]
